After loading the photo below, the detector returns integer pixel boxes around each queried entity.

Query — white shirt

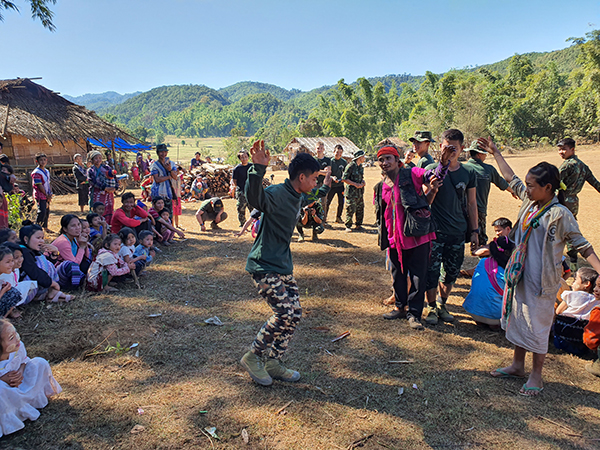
[560,290,600,320]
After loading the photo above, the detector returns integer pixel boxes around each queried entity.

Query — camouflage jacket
[559,155,600,206]
[342,161,364,199]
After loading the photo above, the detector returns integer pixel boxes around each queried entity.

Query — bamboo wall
[8,134,86,166]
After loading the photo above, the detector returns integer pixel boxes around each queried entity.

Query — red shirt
[111,205,148,234]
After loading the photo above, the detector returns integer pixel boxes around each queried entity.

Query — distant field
[162,136,227,165]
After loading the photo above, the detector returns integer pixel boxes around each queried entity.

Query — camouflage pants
[345,196,364,228]
[565,200,579,266]
[478,212,488,246]
[251,273,302,360]
[426,234,465,290]
[235,188,250,227]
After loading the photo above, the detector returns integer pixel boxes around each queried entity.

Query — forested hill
[475,45,580,75]
[103,84,230,128]
[67,36,600,153]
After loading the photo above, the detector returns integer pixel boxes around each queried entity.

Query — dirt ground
[1,146,600,450]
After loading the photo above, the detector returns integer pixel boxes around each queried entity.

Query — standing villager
[342,150,366,232]
[0,150,15,229]
[31,153,52,233]
[323,144,347,224]
[424,129,479,325]
[230,150,252,227]
[315,141,331,189]
[72,153,89,213]
[376,144,454,329]
[463,140,514,245]
[479,137,600,396]
[557,138,600,271]
[409,131,436,168]
[87,150,117,225]
[239,140,321,386]
[150,144,177,214]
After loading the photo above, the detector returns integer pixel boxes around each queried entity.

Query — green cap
[466,140,487,154]
[409,131,436,143]
[353,150,365,160]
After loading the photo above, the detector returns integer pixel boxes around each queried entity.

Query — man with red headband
[375,144,456,329]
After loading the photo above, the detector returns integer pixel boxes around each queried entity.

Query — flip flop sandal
[519,383,543,396]
[490,368,525,379]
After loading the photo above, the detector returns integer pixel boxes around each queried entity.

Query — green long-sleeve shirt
[463,158,509,215]
[245,164,301,275]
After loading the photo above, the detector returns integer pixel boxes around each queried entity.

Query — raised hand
[440,144,457,165]
[249,140,270,166]
[477,137,498,155]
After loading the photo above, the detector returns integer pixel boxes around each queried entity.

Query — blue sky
[1,0,598,96]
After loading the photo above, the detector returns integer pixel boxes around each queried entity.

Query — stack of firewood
[189,163,233,196]
[51,173,78,195]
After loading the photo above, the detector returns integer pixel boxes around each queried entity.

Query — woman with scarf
[51,214,92,290]
[87,150,117,224]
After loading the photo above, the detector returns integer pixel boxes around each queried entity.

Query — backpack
[583,306,600,351]
[397,168,436,237]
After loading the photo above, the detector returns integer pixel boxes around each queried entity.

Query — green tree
[155,130,165,145]
[0,0,56,31]
[298,118,322,137]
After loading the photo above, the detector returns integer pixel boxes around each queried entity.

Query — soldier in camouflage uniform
[558,138,600,270]
[342,150,366,231]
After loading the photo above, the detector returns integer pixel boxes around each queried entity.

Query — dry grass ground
[2,146,600,450]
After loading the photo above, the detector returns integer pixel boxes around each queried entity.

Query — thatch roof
[377,137,409,150]
[284,137,359,159]
[0,78,132,146]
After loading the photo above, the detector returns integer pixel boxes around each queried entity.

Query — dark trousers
[324,184,344,221]
[36,199,50,228]
[390,243,430,319]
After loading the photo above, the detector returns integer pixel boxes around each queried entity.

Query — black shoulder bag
[397,168,436,237]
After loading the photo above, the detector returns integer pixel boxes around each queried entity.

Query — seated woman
[462,235,514,330]
[19,221,71,303]
[51,214,92,290]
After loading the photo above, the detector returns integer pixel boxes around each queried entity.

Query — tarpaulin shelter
[88,137,151,153]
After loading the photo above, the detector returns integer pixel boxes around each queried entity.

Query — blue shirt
[133,244,152,264]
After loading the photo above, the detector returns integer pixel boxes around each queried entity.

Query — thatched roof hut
[283,137,359,160]
[0,78,134,167]
[377,137,409,156]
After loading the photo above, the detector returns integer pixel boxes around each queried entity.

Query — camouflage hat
[156,143,168,152]
[353,150,365,160]
[409,131,436,143]
[466,140,487,154]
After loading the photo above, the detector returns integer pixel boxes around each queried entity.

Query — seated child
[118,227,146,275]
[462,235,515,330]
[0,229,18,245]
[0,319,62,437]
[0,243,36,319]
[584,306,600,376]
[0,247,22,319]
[461,218,512,277]
[87,212,108,247]
[87,234,135,293]
[553,267,600,355]
[237,208,261,238]
[133,231,155,270]
[158,209,175,245]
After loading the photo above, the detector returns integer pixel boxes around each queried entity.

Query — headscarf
[376,146,400,159]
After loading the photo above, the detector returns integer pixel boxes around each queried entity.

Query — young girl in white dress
[0,319,62,437]
[480,138,600,396]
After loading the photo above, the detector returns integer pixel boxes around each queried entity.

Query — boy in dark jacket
[240,140,320,386]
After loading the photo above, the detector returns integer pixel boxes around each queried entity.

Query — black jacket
[19,245,55,289]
